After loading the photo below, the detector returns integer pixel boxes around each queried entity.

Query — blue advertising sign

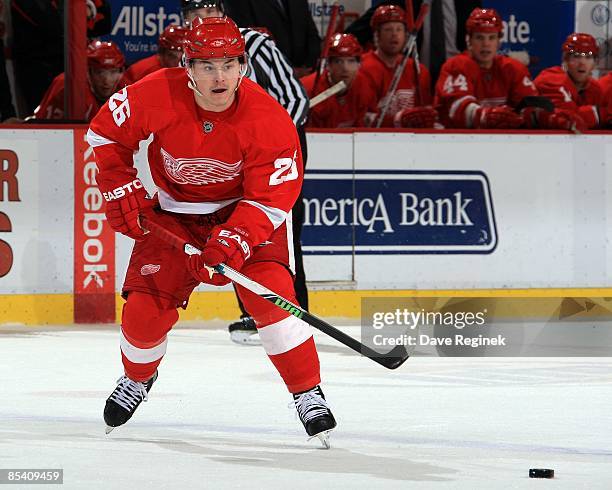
[102,1,182,65]
[484,0,575,77]
[301,170,497,255]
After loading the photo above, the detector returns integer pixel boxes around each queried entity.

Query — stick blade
[372,345,410,370]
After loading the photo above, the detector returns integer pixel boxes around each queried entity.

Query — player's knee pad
[121,291,178,346]
[236,261,298,327]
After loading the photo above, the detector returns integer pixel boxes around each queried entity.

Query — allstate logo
[591,5,610,26]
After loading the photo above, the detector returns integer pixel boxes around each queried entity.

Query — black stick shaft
[140,215,409,370]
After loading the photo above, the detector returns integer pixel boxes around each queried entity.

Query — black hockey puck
[529,468,554,478]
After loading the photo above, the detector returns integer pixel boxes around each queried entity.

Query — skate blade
[308,430,332,449]
[230,330,262,346]
[105,425,115,434]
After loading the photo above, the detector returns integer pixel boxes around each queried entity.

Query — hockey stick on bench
[310,80,346,108]
[375,0,431,128]
[140,215,409,370]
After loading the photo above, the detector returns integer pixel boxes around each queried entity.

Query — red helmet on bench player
[562,33,598,87]
[466,8,503,68]
[371,5,407,57]
[327,34,362,90]
[87,41,125,100]
[158,24,188,68]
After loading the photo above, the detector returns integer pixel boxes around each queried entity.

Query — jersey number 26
[108,88,131,127]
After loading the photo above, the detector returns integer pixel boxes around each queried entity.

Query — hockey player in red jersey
[435,8,585,131]
[360,5,436,128]
[535,33,608,129]
[122,25,188,85]
[181,0,313,346]
[87,17,336,447]
[600,72,612,128]
[301,33,377,128]
[34,41,124,121]
[600,72,612,97]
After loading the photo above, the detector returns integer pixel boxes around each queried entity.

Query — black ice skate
[293,385,337,449]
[228,316,261,346]
[104,371,158,434]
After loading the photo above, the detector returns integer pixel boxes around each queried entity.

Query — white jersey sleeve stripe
[449,95,476,120]
[86,128,116,147]
[591,105,599,126]
[243,200,287,229]
[465,102,481,128]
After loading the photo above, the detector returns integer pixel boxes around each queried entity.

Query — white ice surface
[1,324,611,489]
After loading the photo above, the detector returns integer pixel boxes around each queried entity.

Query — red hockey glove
[188,226,253,286]
[101,178,150,240]
[394,106,437,128]
[540,109,587,133]
[473,105,523,129]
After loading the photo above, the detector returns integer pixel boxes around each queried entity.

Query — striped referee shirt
[240,27,309,127]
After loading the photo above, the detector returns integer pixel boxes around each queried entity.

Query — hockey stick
[405,0,415,32]
[375,0,431,128]
[140,215,409,370]
[408,0,426,108]
[412,41,423,107]
[515,96,582,134]
[309,80,346,108]
[313,2,340,89]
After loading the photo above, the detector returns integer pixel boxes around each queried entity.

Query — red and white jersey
[535,66,604,128]
[435,52,537,128]
[300,70,377,128]
[600,72,612,97]
[600,73,612,123]
[87,68,303,247]
[34,73,102,121]
[360,50,431,127]
[122,55,163,85]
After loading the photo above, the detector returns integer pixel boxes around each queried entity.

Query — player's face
[89,67,123,100]
[328,57,359,88]
[189,57,242,111]
[183,7,222,26]
[565,53,596,86]
[376,22,406,56]
[469,32,501,68]
[158,48,183,68]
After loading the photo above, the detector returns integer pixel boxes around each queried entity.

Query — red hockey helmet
[370,5,406,31]
[158,24,188,51]
[466,8,503,35]
[87,41,125,69]
[562,33,599,57]
[183,16,245,61]
[327,33,363,59]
